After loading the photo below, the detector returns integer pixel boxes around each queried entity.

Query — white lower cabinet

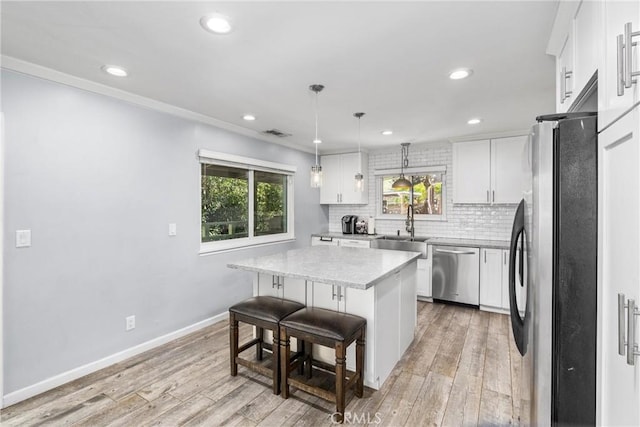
[479,248,510,313]
[416,257,432,299]
[311,236,371,248]
[307,261,417,389]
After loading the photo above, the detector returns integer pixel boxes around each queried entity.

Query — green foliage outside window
[201,165,287,242]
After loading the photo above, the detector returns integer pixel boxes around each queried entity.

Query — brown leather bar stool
[279,307,366,423]
[229,296,305,394]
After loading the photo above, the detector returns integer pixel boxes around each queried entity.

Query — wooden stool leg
[256,327,264,361]
[297,339,305,375]
[335,341,346,422]
[305,342,313,379]
[229,313,238,376]
[280,325,291,399]
[272,326,280,395]
[356,327,365,398]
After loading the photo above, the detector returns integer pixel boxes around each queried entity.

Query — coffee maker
[341,215,357,234]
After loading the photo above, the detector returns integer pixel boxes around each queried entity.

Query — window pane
[201,164,248,242]
[381,172,444,216]
[254,171,287,236]
[382,175,411,214]
[411,173,443,215]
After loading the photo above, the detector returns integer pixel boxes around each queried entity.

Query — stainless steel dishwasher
[431,245,480,306]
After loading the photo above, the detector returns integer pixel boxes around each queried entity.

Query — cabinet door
[491,136,529,204]
[310,281,340,311]
[556,29,575,113]
[256,273,282,298]
[599,0,640,129]
[501,249,510,310]
[281,277,308,305]
[319,154,342,204]
[597,106,640,426]
[340,152,368,204]
[480,248,503,308]
[416,258,429,297]
[453,140,491,204]
[573,0,600,93]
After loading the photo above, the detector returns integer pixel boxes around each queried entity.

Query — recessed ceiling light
[101,65,128,77]
[449,68,473,80]
[467,118,482,125]
[242,114,256,121]
[200,14,232,34]
[381,130,393,136]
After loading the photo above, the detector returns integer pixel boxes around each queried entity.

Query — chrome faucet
[406,204,415,240]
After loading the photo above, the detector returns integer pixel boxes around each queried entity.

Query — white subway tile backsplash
[328,142,516,241]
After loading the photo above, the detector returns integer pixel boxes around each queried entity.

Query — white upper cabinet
[491,136,530,204]
[599,0,640,129]
[320,152,368,204]
[549,1,602,113]
[452,139,491,204]
[453,136,529,205]
[556,28,575,113]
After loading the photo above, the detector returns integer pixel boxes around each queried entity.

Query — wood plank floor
[1,302,522,426]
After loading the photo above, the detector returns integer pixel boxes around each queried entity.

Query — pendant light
[354,112,365,192]
[309,84,324,188]
[392,143,412,189]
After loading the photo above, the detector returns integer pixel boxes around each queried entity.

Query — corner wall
[1,70,328,398]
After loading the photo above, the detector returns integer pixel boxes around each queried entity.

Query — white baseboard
[479,305,510,315]
[2,311,228,408]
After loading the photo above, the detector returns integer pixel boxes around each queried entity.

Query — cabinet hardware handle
[484,251,486,263]
[560,66,573,103]
[486,190,490,203]
[618,33,626,96]
[504,251,507,265]
[624,22,640,90]
[627,299,640,365]
[319,236,333,242]
[435,248,477,255]
[332,285,337,300]
[492,190,495,203]
[619,293,627,356]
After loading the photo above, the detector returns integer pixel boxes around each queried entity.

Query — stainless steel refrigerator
[508,112,597,426]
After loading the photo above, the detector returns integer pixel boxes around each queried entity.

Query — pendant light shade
[309,84,324,188]
[354,112,365,192]
[392,143,412,190]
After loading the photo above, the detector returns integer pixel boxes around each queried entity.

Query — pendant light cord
[315,92,319,164]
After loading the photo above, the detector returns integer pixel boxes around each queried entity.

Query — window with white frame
[199,149,295,253]
[376,166,446,220]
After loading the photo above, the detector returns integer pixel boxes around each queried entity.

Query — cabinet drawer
[339,239,370,248]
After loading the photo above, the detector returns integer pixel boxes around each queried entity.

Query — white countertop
[228,246,420,290]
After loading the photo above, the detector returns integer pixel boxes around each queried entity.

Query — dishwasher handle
[434,248,477,255]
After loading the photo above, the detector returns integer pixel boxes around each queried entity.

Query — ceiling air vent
[261,129,292,138]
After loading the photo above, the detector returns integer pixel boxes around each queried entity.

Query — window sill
[199,236,296,256]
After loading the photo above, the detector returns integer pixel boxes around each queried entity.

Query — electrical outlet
[126,315,136,331]
[168,223,177,236]
[16,230,32,248]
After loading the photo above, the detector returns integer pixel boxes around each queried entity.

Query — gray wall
[1,70,328,394]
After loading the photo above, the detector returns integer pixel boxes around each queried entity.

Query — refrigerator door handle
[509,199,527,356]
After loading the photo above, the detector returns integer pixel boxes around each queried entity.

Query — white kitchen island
[228,245,420,390]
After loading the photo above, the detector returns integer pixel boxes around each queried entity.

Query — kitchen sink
[371,235,429,258]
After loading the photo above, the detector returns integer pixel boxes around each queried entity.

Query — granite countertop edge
[228,247,421,290]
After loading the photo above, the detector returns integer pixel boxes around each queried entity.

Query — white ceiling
[0,1,558,154]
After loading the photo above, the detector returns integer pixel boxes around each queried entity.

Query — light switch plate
[16,230,31,248]
[168,223,177,236]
